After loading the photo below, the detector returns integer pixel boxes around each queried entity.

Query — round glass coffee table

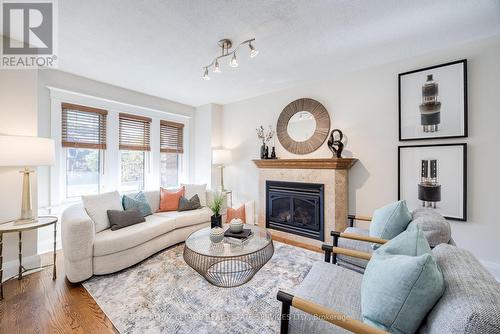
[183,225,274,287]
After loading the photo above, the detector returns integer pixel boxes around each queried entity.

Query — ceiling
[57,0,500,107]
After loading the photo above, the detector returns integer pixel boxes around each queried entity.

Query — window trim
[49,87,191,206]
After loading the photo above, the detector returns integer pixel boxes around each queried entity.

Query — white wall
[193,103,223,189]
[0,69,41,279]
[221,36,500,275]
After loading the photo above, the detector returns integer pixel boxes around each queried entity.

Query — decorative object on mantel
[202,38,258,80]
[327,129,344,158]
[208,192,225,228]
[256,125,277,159]
[253,158,357,170]
[277,98,331,155]
[0,135,55,224]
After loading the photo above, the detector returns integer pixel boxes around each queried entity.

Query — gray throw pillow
[107,208,146,231]
[178,194,201,212]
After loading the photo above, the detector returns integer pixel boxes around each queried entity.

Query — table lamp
[0,135,55,224]
[212,149,232,192]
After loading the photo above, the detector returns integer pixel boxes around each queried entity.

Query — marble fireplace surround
[253,158,358,249]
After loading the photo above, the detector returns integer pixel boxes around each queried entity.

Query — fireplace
[266,180,324,241]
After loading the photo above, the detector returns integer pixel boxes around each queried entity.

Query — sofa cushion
[142,190,160,212]
[178,195,201,212]
[337,227,372,270]
[182,183,207,207]
[369,200,412,240]
[227,204,246,223]
[107,208,145,231]
[361,229,445,334]
[289,261,363,334]
[155,207,212,228]
[122,191,153,217]
[408,208,451,247]
[82,191,123,233]
[158,186,185,212]
[94,214,176,256]
[419,244,500,334]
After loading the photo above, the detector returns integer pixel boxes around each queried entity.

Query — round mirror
[277,98,331,155]
[287,111,317,142]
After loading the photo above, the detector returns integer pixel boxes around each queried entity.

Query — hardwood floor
[0,235,318,333]
[0,251,116,334]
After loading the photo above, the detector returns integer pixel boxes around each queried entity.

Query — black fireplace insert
[266,180,324,241]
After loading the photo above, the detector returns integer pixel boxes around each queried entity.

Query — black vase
[260,143,266,159]
[211,214,222,228]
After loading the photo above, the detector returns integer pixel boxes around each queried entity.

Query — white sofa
[62,190,254,283]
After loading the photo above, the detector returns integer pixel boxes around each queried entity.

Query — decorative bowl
[229,218,244,233]
[210,227,225,243]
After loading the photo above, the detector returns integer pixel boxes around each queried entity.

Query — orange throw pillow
[227,204,246,223]
[158,186,185,212]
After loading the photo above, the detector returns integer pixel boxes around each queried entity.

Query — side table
[0,216,58,300]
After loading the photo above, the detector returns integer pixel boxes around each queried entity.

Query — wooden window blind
[61,103,107,149]
[160,120,184,154]
[119,113,152,151]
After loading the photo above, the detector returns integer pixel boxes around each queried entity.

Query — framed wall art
[399,59,467,141]
[398,143,467,221]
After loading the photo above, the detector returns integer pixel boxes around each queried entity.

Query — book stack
[224,229,253,245]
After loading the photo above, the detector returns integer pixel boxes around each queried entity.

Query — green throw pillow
[361,228,445,334]
[122,192,153,217]
[369,200,412,240]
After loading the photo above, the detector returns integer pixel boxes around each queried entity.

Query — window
[119,113,151,191]
[160,120,184,187]
[61,103,107,198]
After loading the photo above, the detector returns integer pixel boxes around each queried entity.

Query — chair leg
[331,231,340,264]
[277,290,293,334]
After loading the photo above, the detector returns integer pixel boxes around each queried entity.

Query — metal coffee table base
[184,242,274,288]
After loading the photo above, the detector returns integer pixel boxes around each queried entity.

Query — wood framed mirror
[277,98,331,154]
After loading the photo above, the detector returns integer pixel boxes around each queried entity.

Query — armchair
[277,246,387,334]
[277,240,500,334]
[336,208,452,272]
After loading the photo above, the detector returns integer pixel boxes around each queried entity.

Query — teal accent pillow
[361,228,445,334]
[369,200,412,240]
[122,192,152,217]
[376,228,431,257]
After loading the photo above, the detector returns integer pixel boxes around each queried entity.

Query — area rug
[82,241,322,334]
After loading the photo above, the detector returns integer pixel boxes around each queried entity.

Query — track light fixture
[229,53,238,67]
[202,67,210,80]
[202,38,258,80]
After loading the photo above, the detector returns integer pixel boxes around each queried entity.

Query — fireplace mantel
[253,158,357,170]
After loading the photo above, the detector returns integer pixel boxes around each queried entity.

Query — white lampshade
[212,149,232,165]
[0,135,55,167]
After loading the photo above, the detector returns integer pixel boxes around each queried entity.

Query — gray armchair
[277,243,500,334]
[335,208,452,272]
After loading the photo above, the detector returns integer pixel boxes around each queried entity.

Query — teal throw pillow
[369,200,412,240]
[122,192,152,217]
[361,228,445,334]
[375,228,431,257]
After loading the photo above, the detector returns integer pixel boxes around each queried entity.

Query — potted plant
[208,192,225,228]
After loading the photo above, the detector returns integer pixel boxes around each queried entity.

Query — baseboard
[480,259,500,282]
[2,254,41,282]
